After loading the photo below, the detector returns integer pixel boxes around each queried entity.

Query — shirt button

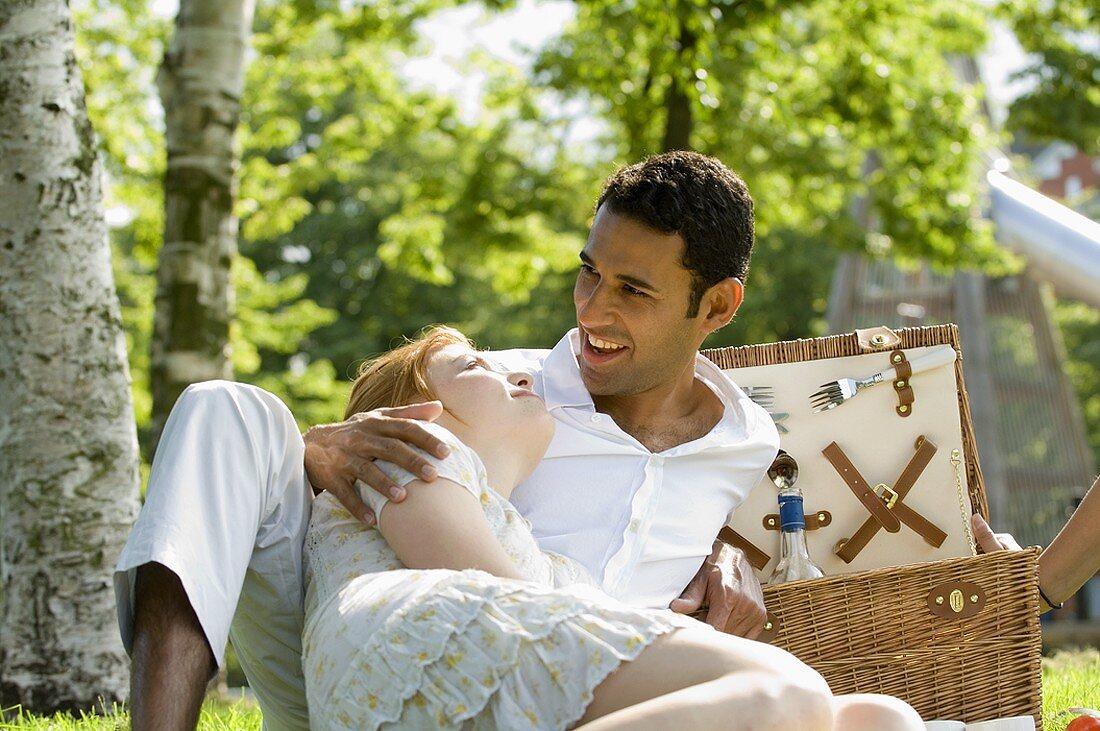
[652,455,665,465]
[591,414,602,423]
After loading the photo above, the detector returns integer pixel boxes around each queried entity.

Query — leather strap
[892,353,913,380]
[891,350,915,417]
[891,502,947,547]
[834,437,946,563]
[821,442,902,533]
[764,509,831,531]
[718,526,771,571]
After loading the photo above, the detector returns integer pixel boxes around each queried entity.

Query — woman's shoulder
[417,421,468,454]
[367,422,487,496]
[421,423,488,494]
[418,422,484,476]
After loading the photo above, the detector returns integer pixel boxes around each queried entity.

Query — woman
[302,326,922,730]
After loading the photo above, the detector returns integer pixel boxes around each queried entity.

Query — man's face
[573,205,709,398]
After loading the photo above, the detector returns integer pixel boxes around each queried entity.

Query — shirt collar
[541,329,594,410]
[540,327,750,419]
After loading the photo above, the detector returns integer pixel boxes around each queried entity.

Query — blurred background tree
[995,0,1100,467]
[148,0,256,450]
[997,0,1098,155]
[535,0,1017,347]
[70,0,1098,473]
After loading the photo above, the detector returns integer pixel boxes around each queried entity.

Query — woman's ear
[700,277,743,333]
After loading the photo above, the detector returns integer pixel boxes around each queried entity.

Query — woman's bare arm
[1038,475,1100,608]
[303,402,449,524]
[973,474,1100,611]
[375,477,526,580]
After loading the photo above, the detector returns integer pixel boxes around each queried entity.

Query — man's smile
[580,328,630,365]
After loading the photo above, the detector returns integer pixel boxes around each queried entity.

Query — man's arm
[303,401,450,524]
[669,540,767,639]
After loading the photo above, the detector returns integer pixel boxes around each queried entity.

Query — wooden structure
[826,259,1096,549]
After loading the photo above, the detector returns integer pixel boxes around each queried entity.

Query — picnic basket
[702,324,1043,728]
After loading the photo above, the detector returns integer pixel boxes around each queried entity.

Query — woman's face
[426,343,554,453]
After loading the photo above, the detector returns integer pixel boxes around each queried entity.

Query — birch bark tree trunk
[0,0,141,711]
[150,0,256,450]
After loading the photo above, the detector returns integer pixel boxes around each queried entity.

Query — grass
[0,695,262,730]
[1042,648,1100,730]
[2,649,1098,730]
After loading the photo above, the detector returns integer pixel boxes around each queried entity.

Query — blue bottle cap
[778,493,806,532]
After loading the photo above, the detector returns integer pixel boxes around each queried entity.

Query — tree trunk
[0,0,141,712]
[150,0,256,452]
[662,77,693,152]
[662,24,695,152]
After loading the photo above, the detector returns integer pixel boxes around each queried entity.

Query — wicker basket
[703,325,1043,727]
[761,549,1042,725]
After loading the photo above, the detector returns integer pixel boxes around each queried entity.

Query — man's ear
[700,277,743,333]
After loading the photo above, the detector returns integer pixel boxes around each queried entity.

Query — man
[116,150,778,730]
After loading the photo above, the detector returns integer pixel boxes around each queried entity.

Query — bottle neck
[769,485,824,583]
[778,489,813,559]
[780,527,812,557]
[778,489,806,533]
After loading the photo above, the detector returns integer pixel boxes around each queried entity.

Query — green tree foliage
[997,0,1099,155]
[1056,300,1100,470]
[73,0,345,446]
[239,6,597,397]
[993,0,1100,468]
[536,0,1018,346]
[74,0,1093,454]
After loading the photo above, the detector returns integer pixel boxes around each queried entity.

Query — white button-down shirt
[495,329,780,609]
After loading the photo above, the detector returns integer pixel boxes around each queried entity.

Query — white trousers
[114,381,312,730]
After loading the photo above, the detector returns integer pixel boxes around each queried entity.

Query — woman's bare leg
[830,693,924,730]
[574,624,834,731]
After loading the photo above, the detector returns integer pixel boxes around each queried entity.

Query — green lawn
[1042,649,1100,731]
[2,649,1098,730]
[0,697,262,730]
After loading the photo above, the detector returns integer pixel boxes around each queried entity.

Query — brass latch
[927,581,986,619]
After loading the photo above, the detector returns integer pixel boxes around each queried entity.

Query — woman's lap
[304,571,692,730]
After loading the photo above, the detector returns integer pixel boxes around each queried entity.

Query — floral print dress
[302,423,695,730]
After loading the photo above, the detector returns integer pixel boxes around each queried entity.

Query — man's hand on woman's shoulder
[670,540,767,639]
[303,402,449,525]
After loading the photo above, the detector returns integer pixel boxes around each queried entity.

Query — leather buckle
[825,438,948,564]
[873,483,899,509]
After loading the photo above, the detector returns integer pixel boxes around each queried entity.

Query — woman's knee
[704,630,830,694]
[831,693,923,731]
[693,632,832,727]
[727,673,832,730]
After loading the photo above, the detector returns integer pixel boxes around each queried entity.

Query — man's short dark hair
[595,151,754,317]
